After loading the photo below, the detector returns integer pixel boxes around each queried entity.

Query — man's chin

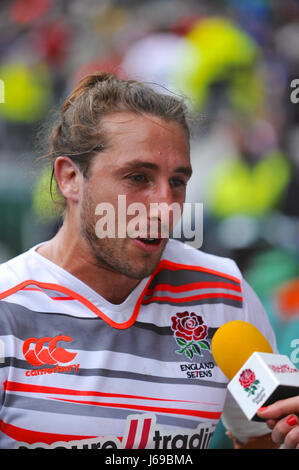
[87,235,168,280]
[119,239,168,280]
[126,251,166,279]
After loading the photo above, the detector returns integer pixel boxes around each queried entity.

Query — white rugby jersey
[0,239,276,449]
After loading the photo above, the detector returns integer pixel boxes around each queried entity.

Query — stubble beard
[80,187,167,280]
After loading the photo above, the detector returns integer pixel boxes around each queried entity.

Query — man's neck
[36,226,141,305]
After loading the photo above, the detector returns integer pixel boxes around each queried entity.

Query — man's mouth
[138,238,161,245]
[131,236,165,252]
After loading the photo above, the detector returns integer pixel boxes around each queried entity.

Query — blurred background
[0,0,298,448]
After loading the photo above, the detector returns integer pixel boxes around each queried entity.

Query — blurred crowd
[0,0,298,448]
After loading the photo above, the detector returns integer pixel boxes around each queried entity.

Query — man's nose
[149,181,173,217]
[147,182,182,237]
[152,180,174,205]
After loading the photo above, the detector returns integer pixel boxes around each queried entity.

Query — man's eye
[128,174,148,183]
[170,178,186,187]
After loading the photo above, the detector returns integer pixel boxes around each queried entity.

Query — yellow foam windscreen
[211,320,273,380]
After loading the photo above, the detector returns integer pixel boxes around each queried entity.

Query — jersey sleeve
[221,277,278,444]
[0,300,11,404]
[241,278,278,354]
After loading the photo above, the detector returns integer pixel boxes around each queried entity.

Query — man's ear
[54,156,83,203]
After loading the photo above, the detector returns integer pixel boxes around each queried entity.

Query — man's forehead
[120,159,192,176]
[101,112,137,130]
[101,111,187,137]
[91,111,191,172]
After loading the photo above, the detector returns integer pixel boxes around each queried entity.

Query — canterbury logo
[23,335,77,366]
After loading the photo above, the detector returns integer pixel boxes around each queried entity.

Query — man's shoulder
[0,249,32,295]
[162,239,242,281]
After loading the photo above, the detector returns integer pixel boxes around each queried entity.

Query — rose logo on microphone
[239,368,260,396]
[171,311,210,360]
[23,335,77,366]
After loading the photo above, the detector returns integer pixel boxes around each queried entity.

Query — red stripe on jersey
[145,281,242,295]
[142,292,243,305]
[138,418,152,449]
[123,417,152,449]
[5,381,220,405]
[50,296,74,301]
[155,260,241,284]
[124,418,138,449]
[0,419,95,445]
[51,397,222,420]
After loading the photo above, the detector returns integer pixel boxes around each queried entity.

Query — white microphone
[211,320,299,421]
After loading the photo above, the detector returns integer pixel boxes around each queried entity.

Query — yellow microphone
[211,320,299,421]
[211,320,273,380]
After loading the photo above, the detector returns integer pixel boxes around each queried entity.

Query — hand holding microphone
[211,320,299,423]
[257,397,299,449]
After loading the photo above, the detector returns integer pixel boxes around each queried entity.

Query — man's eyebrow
[174,166,193,177]
[120,160,192,176]
[123,161,159,171]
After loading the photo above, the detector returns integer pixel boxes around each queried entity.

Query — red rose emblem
[239,369,256,389]
[171,311,207,342]
[171,311,210,360]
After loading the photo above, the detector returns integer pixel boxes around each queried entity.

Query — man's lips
[131,236,165,252]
